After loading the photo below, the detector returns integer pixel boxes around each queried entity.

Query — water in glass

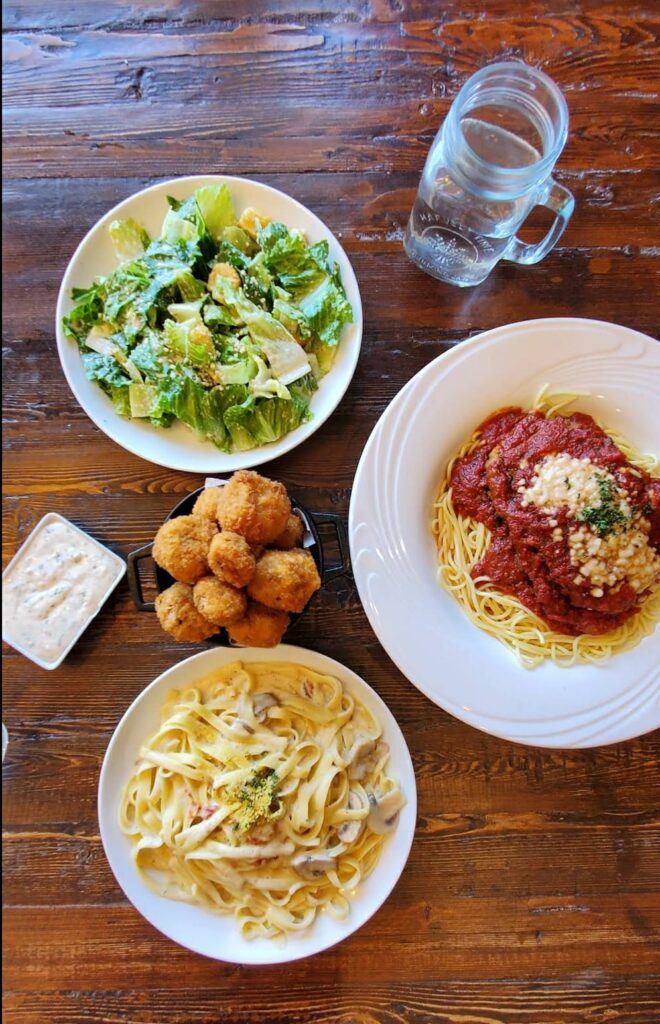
[404,62,574,286]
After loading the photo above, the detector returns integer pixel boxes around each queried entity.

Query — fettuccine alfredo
[119,660,404,939]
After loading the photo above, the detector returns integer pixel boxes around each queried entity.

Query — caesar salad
[61,184,353,452]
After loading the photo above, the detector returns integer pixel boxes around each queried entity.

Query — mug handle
[126,542,156,611]
[307,511,351,583]
[505,179,575,266]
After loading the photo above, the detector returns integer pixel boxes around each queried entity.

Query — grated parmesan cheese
[518,454,623,516]
[568,518,659,594]
[518,452,659,596]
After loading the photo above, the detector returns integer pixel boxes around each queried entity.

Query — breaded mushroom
[270,512,305,551]
[192,576,247,627]
[155,582,218,642]
[192,487,222,523]
[208,531,256,588]
[227,602,290,648]
[152,515,217,584]
[247,549,321,613]
[217,470,291,545]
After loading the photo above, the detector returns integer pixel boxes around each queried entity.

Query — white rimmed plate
[349,317,660,748]
[56,175,363,472]
[98,645,416,964]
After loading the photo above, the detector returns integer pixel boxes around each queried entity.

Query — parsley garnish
[578,474,630,537]
[233,767,280,833]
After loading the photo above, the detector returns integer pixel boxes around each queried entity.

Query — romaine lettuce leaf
[84,326,143,381]
[204,300,243,329]
[62,282,107,343]
[308,336,338,375]
[161,194,204,242]
[129,382,160,417]
[81,352,131,388]
[272,295,312,341]
[211,278,310,384]
[222,225,257,256]
[99,239,205,338]
[195,184,237,240]
[213,239,250,271]
[224,394,309,450]
[129,331,164,376]
[288,371,318,403]
[248,355,291,400]
[163,319,215,366]
[258,222,323,292]
[294,269,353,347]
[158,378,249,449]
[218,356,257,386]
[257,222,352,347]
[109,218,151,262]
[103,260,152,323]
[108,385,131,417]
[167,297,206,324]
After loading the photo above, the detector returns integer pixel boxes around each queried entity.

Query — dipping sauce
[2,515,125,668]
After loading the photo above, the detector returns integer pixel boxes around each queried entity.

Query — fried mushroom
[152,515,217,584]
[216,470,291,545]
[208,531,256,588]
[226,602,290,648]
[247,549,321,613]
[191,487,222,523]
[155,582,218,642]
[270,512,305,551]
[192,576,247,627]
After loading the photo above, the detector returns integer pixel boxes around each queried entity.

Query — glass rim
[448,60,570,180]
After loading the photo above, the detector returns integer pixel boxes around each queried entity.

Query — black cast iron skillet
[126,487,350,644]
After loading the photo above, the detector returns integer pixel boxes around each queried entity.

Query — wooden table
[3,2,659,1021]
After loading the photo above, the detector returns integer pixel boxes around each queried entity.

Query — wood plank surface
[2,2,659,1022]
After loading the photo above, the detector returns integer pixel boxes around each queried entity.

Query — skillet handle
[307,511,351,583]
[127,542,156,611]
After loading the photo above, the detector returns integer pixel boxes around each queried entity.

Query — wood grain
[3,979,659,1024]
[2,1,659,1022]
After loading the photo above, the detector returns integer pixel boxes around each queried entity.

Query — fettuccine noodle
[119,661,404,939]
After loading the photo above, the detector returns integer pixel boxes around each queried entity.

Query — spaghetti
[432,388,659,668]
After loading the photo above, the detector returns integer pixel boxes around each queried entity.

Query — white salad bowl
[98,644,417,964]
[55,175,363,472]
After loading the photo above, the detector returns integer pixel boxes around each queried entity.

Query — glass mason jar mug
[404,61,575,286]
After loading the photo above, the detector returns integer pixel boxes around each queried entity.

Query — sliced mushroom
[346,736,376,780]
[337,790,366,845]
[367,787,405,835]
[292,852,337,880]
[252,692,278,723]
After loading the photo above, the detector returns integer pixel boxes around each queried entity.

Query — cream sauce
[2,518,122,665]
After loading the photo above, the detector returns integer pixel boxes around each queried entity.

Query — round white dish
[56,175,363,472]
[349,317,660,749]
[98,645,416,964]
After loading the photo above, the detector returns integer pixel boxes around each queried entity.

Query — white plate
[56,175,363,472]
[349,318,660,749]
[98,645,416,964]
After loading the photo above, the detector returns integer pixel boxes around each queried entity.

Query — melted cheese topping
[518,454,629,517]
